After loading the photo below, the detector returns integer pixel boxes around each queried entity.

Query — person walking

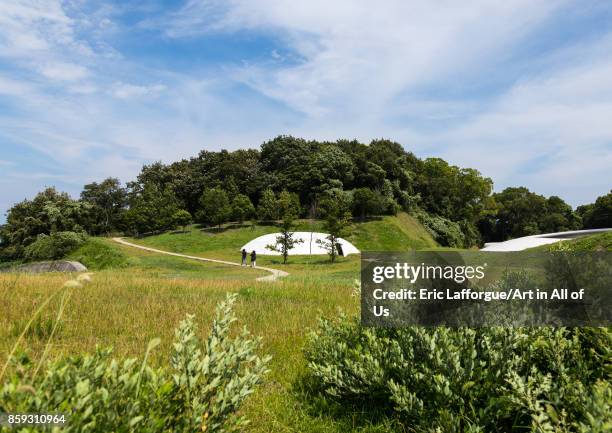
[241,249,247,266]
[250,250,257,267]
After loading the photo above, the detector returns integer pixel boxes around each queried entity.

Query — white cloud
[410,37,612,205]
[0,0,610,221]
[0,1,86,57]
[109,82,166,99]
[157,0,610,206]
[0,75,33,96]
[39,62,89,81]
[167,0,567,118]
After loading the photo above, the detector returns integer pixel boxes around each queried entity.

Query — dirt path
[112,238,288,282]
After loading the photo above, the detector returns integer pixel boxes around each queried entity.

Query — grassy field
[2,221,609,431]
[0,271,364,431]
[127,212,436,283]
[1,213,438,432]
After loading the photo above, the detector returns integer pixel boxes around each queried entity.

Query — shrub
[172,209,193,232]
[304,318,611,432]
[414,209,467,247]
[23,231,87,261]
[1,294,271,432]
[66,238,128,270]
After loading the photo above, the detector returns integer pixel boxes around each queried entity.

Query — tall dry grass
[0,270,359,432]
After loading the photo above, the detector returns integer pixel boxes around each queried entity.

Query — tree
[0,187,89,258]
[199,188,232,230]
[24,231,87,261]
[172,209,193,233]
[415,158,493,224]
[352,187,383,220]
[231,194,256,224]
[487,188,581,242]
[317,192,352,263]
[260,136,354,208]
[80,177,127,235]
[257,188,278,222]
[578,191,612,229]
[541,196,581,233]
[124,184,180,235]
[491,187,547,240]
[266,205,303,264]
[277,190,301,219]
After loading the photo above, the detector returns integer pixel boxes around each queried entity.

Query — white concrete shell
[240,232,360,256]
[480,228,611,252]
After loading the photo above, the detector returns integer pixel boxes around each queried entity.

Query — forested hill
[1,135,610,260]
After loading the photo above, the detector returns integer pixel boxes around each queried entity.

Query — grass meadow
[1,215,434,432]
[2,218,610,431]
[0,270,365,432]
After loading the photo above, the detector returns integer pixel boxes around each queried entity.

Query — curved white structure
[480,228,611,252]
[240,232,360,256]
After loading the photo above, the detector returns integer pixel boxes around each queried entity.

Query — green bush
[66,238,128,270]
[23,231,87,261]
[1,294,271,433]
[304,319,611,432]
[414,209,467,247]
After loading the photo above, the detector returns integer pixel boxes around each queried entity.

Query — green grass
[0,213,439,432]
[66,237,129,270]
[65,237,268,280]
[348,213,437,250]
[128,213,436,285]
[131,212,436,257]
[0,271,360,432]
[557,231,612,251]
[525,231,612,252]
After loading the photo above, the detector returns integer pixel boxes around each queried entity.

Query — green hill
[122,212,436,283]
[554,231,612,251]
[131,212,436,259]
[348,212,437,250]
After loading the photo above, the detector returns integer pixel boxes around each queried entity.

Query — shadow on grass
[169,230,192,235]
[199,226,229,234]
[291,371,406,432]
[351,216,384,224]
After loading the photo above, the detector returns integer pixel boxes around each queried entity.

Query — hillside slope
[348,212,437,250]
[133,212,437,258]
[554,232,612,251]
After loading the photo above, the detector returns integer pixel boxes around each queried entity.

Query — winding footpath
[112,238,288,282]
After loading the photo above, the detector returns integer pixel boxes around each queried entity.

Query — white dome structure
[240,232,360,256]
[480,228,611,252]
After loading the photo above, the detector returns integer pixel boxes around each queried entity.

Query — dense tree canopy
[198,188,232,229]
[479,187,581,242]
[231,194,256,223]
[80,177,127,235]
[0,188,89,259]
[123,184,180,235]
[578,190,612,229]
[2,135,603,260]
[257,188,279,222]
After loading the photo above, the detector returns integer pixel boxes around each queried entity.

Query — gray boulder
[0,261,87,274]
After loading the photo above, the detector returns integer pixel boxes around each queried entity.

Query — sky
[1,0,611,222]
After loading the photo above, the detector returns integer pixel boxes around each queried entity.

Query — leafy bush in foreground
[1,294,270,432]
[305,318,610,432]
[23,231,87,261]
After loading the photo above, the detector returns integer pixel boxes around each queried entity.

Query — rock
[0,261,88,274]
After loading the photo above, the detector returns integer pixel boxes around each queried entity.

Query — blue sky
[1,1,612,222]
